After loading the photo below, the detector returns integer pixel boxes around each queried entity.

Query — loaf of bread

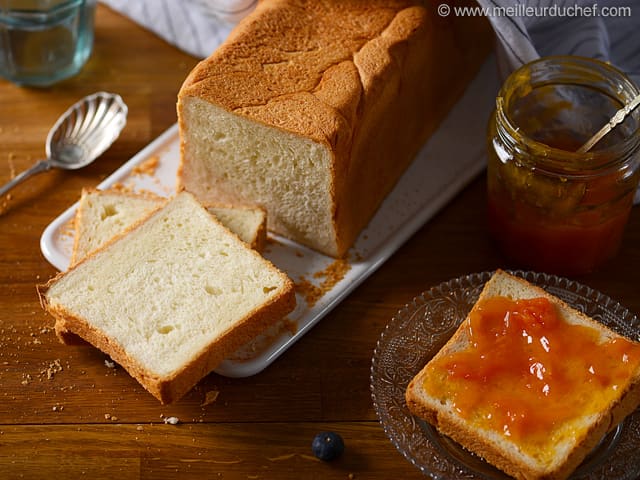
[58,188,269,346]
[405,270,640,480]
[39,191,295,404]
[177,0,491,257]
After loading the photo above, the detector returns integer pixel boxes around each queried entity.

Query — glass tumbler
[487,56,640,276]
[0,0,96,87]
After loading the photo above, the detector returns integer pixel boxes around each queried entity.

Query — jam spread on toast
[423,296,640,449]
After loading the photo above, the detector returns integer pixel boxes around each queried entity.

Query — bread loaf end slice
[40,191,295,403]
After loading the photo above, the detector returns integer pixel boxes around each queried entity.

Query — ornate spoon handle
[578,93,640,154]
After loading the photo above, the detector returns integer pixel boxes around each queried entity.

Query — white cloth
[98,0,256,58]
[476,0,640,85]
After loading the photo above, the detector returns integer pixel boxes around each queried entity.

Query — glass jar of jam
[487,56,640,276]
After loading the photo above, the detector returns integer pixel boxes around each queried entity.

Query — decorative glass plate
[370,270,640,479]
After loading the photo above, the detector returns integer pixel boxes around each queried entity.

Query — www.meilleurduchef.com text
[436,3,632,18]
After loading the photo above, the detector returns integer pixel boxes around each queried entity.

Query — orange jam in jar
[422,296,640,455]
[487,56,640,275]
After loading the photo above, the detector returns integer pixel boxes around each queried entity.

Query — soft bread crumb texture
[405,270,640,480]
[180,100,334,254]
[60,189,268,346]
[71,189,163,266]
[41,192,295,403]
[71,189,267,267]
[207,204,267,252]
[178,0,492,257]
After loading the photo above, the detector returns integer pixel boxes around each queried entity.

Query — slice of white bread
[39,191,295,404]
[71,188,267,265]
[69,189,163,267]
[59,188,268,346]
[405,270,640,480]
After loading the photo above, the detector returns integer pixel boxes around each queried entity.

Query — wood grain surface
[1,4,640,480]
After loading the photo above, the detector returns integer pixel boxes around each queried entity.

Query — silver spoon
[577,92,640,154]
[0,92,128,197]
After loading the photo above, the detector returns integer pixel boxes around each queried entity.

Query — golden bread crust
[41,278,295,404]
[177,0,492,257]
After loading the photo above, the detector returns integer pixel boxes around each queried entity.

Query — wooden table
[1,5,639,479]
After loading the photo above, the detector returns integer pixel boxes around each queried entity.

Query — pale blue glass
[0,0,96,87]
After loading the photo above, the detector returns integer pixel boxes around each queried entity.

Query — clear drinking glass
[0,0,96,87]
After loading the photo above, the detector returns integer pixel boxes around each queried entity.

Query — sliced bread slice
[70,189,164,267]
[71,188,267,266]
[405,270,640,480]
[39,191,295,404]
[58,188,268,345]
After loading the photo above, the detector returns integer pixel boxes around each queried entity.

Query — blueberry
[311,431,344,461]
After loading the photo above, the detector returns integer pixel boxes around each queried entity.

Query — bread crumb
[295,277,323,307]
[136,425,144,432]
[135,188,163,197]
[104,359,115,369]
[104,413,111,420]
[132,156,160,176]
[348,474,355,479]
[163,416,179,425]
[111,416,118,422]
[58,217,76,239]
[110,182,133,193]
[43,359,63,380]
[313,258,351,283]
[52,404,64,412]
[295,259,351,307]
[21,373,32,385]
[201,389,220,406]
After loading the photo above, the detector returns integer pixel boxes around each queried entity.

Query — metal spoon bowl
[0,92,128,196]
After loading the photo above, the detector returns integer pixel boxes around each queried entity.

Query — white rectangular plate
[40,57,498,378]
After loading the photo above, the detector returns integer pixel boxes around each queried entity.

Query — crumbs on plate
[131,155,160,177]
[295,258,351,307]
